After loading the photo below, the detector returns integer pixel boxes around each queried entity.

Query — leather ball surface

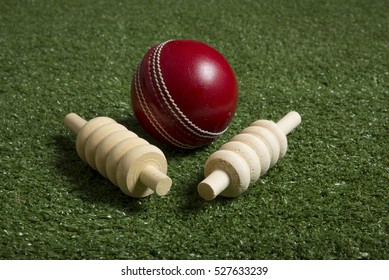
[131,39,238,149]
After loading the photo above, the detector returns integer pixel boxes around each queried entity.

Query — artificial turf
[0,0,388,260]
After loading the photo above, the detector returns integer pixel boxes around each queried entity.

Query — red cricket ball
[131,39,238,149]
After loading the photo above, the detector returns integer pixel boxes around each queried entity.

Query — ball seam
[135,61,194,148]
[152,40,228,139]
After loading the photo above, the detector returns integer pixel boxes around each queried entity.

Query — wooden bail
[64,113,172,198]
[198,111,301,200]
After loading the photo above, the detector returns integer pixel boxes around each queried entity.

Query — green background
[1,0,388,259]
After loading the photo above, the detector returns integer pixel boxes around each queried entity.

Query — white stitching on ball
[152,40,228,139]
[134,61,194,148]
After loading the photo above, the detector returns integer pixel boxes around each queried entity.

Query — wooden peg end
[139,165,172,196]
[197,169,230,201]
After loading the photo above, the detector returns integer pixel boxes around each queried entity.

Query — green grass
[1,0,388,259]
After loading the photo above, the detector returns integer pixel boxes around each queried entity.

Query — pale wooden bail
[198,111,302,200]
[64,113,172,198]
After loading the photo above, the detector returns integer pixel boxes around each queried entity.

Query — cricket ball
[131,39,238,149]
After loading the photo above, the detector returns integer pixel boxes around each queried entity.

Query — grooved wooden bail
[64,112,172,198]
[197,111,302,200]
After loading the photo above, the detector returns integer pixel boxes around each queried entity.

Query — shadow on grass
[175,173,236,216]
